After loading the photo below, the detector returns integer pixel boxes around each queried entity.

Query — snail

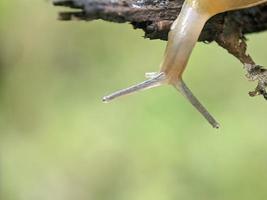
[103,0,267,128]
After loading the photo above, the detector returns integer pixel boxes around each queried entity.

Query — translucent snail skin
[103,0,267,128]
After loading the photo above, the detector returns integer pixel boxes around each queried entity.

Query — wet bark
[53,0,267,99]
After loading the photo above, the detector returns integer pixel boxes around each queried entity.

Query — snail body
[103,0,267,128]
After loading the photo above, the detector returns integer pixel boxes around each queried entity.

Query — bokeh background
[1,1,267,200]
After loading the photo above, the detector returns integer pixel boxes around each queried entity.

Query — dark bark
[53,0,267,99]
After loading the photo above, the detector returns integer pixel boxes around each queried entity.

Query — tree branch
[53,0,267,99]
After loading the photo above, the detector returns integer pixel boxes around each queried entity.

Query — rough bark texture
[53,0,267,99]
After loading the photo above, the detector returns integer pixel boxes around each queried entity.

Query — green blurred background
[1,1,267,200]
